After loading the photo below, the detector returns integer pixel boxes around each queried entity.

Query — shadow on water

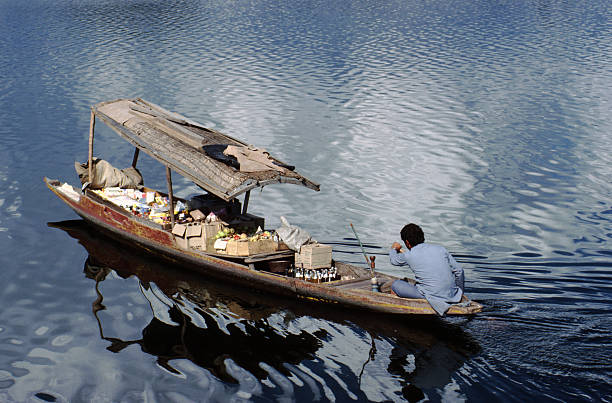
[50,219,480,401]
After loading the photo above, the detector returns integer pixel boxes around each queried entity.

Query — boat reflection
[85,255,323,383]
[50,220,480,401]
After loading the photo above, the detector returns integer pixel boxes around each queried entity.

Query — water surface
[0,0,610,401]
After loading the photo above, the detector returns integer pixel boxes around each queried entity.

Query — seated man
[389,223,464,316]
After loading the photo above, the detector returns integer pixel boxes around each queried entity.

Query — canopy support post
[242,190,250,215]
[88,110,95,184]
[166,166,175,228]
[131,148,140,168]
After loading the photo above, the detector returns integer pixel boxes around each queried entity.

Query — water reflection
[86,258,323,384]
[51,219,480,401]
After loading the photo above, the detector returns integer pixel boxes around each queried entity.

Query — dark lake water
[1,0,611,401]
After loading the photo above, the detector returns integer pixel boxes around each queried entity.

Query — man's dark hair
[400,223,425,246]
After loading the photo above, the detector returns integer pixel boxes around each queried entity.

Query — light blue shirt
[389,243,464,315]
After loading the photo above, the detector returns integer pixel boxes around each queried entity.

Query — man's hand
[392,242,403,252]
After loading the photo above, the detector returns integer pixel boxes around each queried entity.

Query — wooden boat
[45,98,482,316]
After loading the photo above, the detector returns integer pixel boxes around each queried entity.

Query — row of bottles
[287,266,339,283]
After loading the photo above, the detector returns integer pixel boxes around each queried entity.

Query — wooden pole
[166,166,175,228]
[88,109,95,185]
[242,190,250,215]
[131,148,140,168]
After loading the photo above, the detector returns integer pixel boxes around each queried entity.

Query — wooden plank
[134,99,205,130]
[130,123,244,192]
[332,278,372,289]
[96,99,136,124]
[244,249,294,263]
[148,117,205,149]
[135,98,250,146]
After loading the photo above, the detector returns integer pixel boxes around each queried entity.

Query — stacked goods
[92,187,188,224]
[172,218,224,250]
[92,188,243,229]
[287,243,335,282]
[212,229,278,256]
[169,199,271,255]
[93,187,282,258]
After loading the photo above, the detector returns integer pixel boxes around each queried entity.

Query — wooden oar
[350,223,380,291]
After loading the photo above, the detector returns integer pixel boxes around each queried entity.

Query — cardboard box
[295,243,332,269]
[226,238,278,256]
[189,209,206,221]
[202,221,223,241]
[205,237,218,253]
[173,221,223,250]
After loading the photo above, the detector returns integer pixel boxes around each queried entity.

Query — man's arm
[389,244,408,266]
[446,251,464,291]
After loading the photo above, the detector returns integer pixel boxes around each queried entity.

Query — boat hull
[45,178,483,316]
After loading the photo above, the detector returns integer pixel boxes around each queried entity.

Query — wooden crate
[226,238,277,256]
[295,243,332,269]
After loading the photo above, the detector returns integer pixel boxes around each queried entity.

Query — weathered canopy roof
[93,98,320,201]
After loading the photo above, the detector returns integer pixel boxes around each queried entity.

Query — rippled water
[1,0,611,401]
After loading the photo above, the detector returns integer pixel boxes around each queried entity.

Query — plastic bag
[275,216,314,251]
